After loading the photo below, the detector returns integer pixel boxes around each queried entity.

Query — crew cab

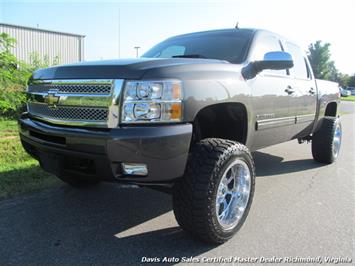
[19,28,341,243]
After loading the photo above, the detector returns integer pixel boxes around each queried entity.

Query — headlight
[121,80,182,123]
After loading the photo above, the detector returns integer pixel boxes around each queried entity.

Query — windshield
[142,30,254,64]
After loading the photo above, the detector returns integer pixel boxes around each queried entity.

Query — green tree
[336,73,350,88]
[0,33,60,117]
[0,33,22,86]
[348,75,355,87]
[0,32,16,52]
[307,41,338,81]
[28,52,60,71]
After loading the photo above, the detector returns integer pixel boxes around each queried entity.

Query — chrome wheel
[173,139,255,243]
[333,122,342,158]
[216,159,251,230]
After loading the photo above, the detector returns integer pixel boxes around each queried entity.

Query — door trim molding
[256,116,295,130]
[256,114,316,130]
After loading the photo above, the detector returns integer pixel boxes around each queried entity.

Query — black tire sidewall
[312,117,342,164]
[172,139,256,243]
[210,152,255,238]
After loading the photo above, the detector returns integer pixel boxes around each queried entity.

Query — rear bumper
[19,114,192,184]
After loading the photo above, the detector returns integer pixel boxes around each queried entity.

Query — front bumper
[19,114,192,183]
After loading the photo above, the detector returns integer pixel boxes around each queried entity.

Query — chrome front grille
[28,103,109,121]
[28,83,112,94]
[26,79,124,128]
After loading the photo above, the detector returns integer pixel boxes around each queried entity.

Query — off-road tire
[312,116,342,164]
[173,138,255,244]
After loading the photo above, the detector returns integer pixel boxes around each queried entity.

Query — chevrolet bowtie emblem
[44,93,60,108]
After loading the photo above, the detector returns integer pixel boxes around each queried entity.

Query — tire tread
[173,138,255,244]
[312,116,340,164]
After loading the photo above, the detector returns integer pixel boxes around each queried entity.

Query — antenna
[235,22,239,29]
[118,7,121,58]
[134,46,140,58]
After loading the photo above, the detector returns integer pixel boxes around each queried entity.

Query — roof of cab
[166,28,258,39]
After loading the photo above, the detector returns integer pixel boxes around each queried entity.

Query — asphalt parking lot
[340,100,355,114]
[1,105,354,265]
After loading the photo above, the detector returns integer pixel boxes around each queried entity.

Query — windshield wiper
[172,54,206,59]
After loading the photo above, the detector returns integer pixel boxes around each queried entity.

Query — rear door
[283,42,317,138]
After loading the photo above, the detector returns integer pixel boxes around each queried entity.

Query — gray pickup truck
[19,28,341,244]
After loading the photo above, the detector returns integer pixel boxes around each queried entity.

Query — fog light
[122,163,148,176]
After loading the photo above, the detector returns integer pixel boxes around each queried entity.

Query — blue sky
[1,0,354,74]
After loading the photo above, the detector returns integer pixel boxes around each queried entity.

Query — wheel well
[325,102,337,117]
[192,103,248,144]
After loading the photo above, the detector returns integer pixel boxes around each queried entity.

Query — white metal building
[0,23,85,64]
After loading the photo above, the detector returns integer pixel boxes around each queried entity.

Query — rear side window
[285,42,309,79]
[251,35,286,76]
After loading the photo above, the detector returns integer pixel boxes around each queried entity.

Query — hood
[31,58,227,80]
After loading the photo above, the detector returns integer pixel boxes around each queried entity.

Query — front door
[248,33,295,150]
[283,42,317,139]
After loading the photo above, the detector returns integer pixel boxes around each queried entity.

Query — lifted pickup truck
[19,28,341,244]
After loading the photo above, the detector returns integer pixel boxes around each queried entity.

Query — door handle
[285,86,295,95]
[309,87,315,95]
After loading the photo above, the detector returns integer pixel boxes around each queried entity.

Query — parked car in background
[340,87,351,97]
[347,87,355,95]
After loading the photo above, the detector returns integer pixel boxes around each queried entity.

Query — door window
[251,35,287,76]
[285,42,309,79]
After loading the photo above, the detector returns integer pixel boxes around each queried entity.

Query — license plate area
[63,157,96,175]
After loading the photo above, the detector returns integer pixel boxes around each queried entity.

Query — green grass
[341,96,355,102]
[0,119,18,137]
[0,120,61,199]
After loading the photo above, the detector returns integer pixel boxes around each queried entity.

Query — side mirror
[241,51,294,80]
[254,51,294,72]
